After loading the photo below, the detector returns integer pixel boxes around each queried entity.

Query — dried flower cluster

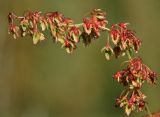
[8,9,107,53]
[101,23,141,60]
[116,89,146,116]
[82,9,107,45]
[114,57,157,115]
[100,21,158,115]
[8,9,158,116]
[114,57,157,88]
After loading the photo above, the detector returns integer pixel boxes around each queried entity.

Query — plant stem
[126,51,153,117]
[103,27,110,31]
[69,23,83,27]
[74,23,83,27]
[73,23,111,32]
[145,104,152,117]
[126,50,132,60]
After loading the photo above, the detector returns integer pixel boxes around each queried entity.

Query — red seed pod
[64,39,71,47]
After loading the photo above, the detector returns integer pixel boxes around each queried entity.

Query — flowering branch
[8,9,158,116]
[107,23,157,116]
[8,9,107,53]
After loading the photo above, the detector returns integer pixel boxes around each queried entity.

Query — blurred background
[0,0,160,117]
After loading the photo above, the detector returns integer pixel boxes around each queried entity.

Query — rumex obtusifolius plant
[8,9,158,116]
[8,9,107,53]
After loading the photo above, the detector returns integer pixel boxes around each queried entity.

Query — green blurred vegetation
[0,0,160,117]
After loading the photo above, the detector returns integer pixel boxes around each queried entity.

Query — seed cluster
[8,9,107,53]
[101,23,141,60]
[114,58,157,88]
[8,9,158,116]
[114,57,157,115]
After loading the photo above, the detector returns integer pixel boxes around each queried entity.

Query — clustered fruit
[8,9,107,53]
[114,57,157,115]
[100,20,157,115]
[8,9,158,116]
[101,23,141,60]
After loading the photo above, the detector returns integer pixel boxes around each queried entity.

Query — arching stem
[145,104,152,117]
